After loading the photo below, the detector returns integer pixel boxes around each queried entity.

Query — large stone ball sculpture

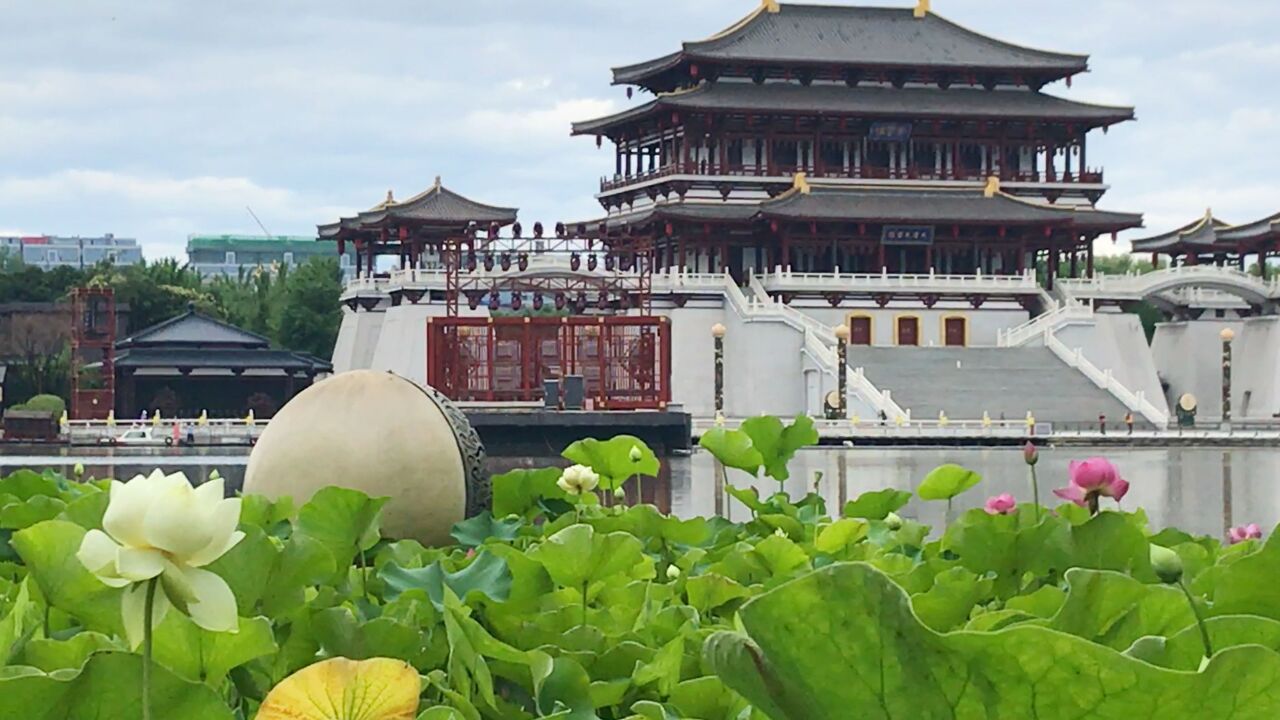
[244,370,488,546]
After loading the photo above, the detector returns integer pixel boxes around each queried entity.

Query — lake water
[5,445,1275,541]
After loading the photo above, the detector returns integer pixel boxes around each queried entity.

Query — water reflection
[4,446,1272,541]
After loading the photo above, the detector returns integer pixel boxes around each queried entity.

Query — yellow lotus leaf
[257,657,421,720]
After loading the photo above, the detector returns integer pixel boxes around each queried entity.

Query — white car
[101,427,174,446]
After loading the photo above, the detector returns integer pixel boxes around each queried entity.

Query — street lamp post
[1220,327,1235,430]
[712,323,726,418]
[833,324,850,418]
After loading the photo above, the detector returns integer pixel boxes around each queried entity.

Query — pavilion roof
[318,178,518,239]
[573,81,1133,136]
[114,348,331,373]
[1129,212,1228,252]
[1217,210,1280,244]
[612,3,1088,90]
[585,180,1141,233]
[117,309,271,351]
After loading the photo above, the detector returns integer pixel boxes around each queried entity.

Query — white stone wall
[786,301,1031,347]
[1151,320,1242,420]
[1233,317,1280,420]
[332,307,386,373]
[1055,312,1164,410]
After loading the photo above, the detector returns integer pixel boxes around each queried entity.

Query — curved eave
[1130,214,1228,251]
[572,86,1133,137]
[611,5,1090,89]
[1217,212,1280,243]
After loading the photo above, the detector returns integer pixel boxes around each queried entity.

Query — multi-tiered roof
[610,2,1089,92]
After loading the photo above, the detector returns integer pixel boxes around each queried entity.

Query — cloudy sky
[1,0,1276,261]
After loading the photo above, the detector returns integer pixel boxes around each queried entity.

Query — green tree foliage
[275,258,343,359]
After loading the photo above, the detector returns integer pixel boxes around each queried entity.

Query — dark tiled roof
[572,82,1132,135]
[1217,211,1280,243]
[1129,213,1228,251]
[613,4,1088,85]
[579,202,762,231]
[114,348,330,372]
[760,184,1141,229]
[116,311,271,350]
[581,184,1140,232]
[319,180,518,238]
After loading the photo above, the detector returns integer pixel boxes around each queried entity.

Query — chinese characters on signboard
[868,121,913,143]
[881,226,935,246]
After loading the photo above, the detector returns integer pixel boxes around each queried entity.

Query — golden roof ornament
[983,175,1001,198]
[914,0,931,19]
[793,172,812,195]
[762,0,781,13]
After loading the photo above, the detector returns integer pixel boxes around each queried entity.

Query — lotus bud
[73,462,85,478]
[1149,544,1184,585]
[1023,441,1039,466]
[884,512,904,531]
[629,444,643,463]
[773,527,787,538]
[666,564,681,580]
[984,494,1017,515]
[613,487,626,500]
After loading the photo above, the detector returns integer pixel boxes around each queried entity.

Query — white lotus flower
[76,469,244,647]
[557,464,600,495]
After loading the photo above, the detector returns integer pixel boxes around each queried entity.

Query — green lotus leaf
[380,551,512,608]
[204,525,278,617]
[911,567,994,632]
[491,467,569,519]
[294,487,387,576]
[1,496,68,530]
[151,613,276,686]
[0,470,60,502]
[1047,568,1195,650]
[0,651,232,719]
[11,520,122,634]
[451,512,522,549]
[529,524,645,590]
[705,562,1280,719]
[685,574,751,615]
[941,506,1071,598]
[739,415,818,482]
[842,488,913,520]
[562,435,660,490]
[916,463,982,501]
[312,606,427,665]
[260,533,336,618]
[21,632,121,673]
[698,427,762,476]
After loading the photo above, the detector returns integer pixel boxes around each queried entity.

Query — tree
[276,258,342,359]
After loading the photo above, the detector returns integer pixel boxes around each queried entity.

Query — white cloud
[0,0,1275,261]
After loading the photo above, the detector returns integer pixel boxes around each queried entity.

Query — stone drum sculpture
[244,370,488,546]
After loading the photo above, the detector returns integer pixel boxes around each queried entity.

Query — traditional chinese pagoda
[571,0,1141,285]
[1132,209,1280,275]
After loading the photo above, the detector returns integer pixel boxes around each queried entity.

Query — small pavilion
[113,307,330,418]
[1132,209,1280,275]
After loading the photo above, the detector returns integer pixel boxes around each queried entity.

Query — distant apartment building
[186,235,351,278]
[0,234,144,269]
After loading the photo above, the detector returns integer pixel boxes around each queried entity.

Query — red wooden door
[897,317,919,346]
[849,316,872,346]
[944,317,967,347]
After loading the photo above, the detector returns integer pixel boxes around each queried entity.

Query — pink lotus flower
[1053,458,1129,509]
[1228,524,1263,544]
[985,494,1017,515]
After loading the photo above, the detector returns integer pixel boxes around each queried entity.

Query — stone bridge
[1057,266,1280,312]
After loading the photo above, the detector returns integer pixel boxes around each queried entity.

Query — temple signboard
[868,121,913,143]
[881,225,935,246]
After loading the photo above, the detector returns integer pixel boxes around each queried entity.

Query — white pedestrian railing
[727,273,905,419]
[998,301,1094,347]
[341,276,390,296]
[1044,333,1169,427]
[762,267,1040,293]
[1058,266,1280,301]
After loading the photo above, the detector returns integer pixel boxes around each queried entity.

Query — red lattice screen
[427,317,670,410]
